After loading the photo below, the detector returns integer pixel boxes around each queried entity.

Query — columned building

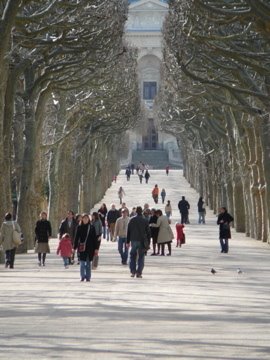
[125,0,181,168]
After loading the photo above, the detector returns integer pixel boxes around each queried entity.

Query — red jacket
[57,238,73,257]
[176,223,185,241]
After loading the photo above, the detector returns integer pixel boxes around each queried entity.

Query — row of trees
[159,0,270,242]
[0,0,140,250]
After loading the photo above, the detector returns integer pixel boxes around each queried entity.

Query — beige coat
[0,221,21,250]
[151,215,174,244]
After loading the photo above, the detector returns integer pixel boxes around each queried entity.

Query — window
[143,82,157,100]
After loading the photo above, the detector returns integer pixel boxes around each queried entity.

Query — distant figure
[161,188,166,204]
[149,209,159,256]
[152,184,159,204]
[130,207,137,217]
[98,203,107,239]
[150,210,174,256]
[178,196,190,224]
[118,186,125,204]
[35,211,52,267]
[166,165,170,175]
[114,208,130,265]
[198,196,206,224]
[175,223,185,247]
[131,163,135,174]
[0,212,22,269]
[138,169,143,184]
[113,175,117,183]
[165,200,172,219]
[217,207,234,253]
[125,167,131,181]
[107,204,120,241]
[144,169,150,184]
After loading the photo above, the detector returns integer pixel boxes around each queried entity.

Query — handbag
[92,255,99,270]
[12,221,21,246]
[78,224,90,252]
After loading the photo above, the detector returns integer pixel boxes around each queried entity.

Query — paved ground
[1,170,270,360]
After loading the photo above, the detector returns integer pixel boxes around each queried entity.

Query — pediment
[129,0,168,11]
[127,0,168,31]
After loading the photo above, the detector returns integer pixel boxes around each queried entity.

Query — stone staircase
[131,150,171,169]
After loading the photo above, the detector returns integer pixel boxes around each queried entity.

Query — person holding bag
[0,212,21,269]
[74,214,99,282]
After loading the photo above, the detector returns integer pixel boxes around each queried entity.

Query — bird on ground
[211,268,216,274]
[237,268,243,274]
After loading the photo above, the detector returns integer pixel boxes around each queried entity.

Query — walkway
[1,170,270,359]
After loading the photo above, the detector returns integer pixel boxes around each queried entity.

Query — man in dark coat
[178,196,190,224]
[217,207,234,253]
[127,206,151,278]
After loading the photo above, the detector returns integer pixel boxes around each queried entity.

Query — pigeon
[211,268,216,274]
[237,268,243,274]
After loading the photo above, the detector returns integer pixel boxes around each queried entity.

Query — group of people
[0,167,234,279]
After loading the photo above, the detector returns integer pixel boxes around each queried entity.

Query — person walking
[138,169,143,184]
[98,203,107,239]
[35,211,52,267]
[91,212,102,250]
[149,209,159,256]
[150,210,174,256]
[125,167,131,181]
[58,210,77,264]
[114,208,130,265]
[126,206,151,278]
[0,212,21,269]
[165,200,172,219]
[144,170,150,184]
[118,186,125,205]
[152,184,159,204]
[161,188,166,204]
[107,204,120,241]
[178,196,190,224]
[74,214,99,282]
[165,165,170,176]
[56,233,73,268]
[198,197,206,224]
[217,207,234,253]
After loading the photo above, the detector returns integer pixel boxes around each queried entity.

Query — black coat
[35,220,52,243]
[127,214,151,245]
[178,199,190,214]
[74,223,98,261]
[217,212,234,239]
[59,218,77,241]
[198,199,205,212]
[149,214,159,239]
[107,209,120,225]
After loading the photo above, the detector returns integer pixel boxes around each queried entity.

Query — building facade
[125,0,180,165]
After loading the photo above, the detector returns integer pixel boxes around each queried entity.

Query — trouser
[198,212,205,224]
[62,256,69,267]
[108,223,115,241]
[80,255,91,280]
[38,253,46,264]
[220,238,229,253]
[130,241,145,275]
[5,248,16,268]
[180,212,188,224]
[118,237,128,264]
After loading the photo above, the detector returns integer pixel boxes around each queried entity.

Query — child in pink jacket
[57,233,73,268]
[175,223,185,247]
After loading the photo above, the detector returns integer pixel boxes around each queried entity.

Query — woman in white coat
[150,210,174,256]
